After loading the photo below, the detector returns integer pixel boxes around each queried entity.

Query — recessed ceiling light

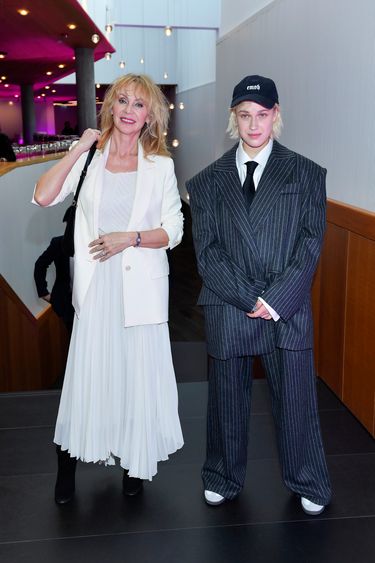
[45,86,50,89]
[58,64,66,69]
[67,23,77,30]
[52,89,56,93]
[1,76,6,80]
[41,93,46,97]
[91,34,100,44]
[4,84,9,88]
[46,71,52,76]
[17,9,29,16]
[96,84,101,88]
[9,101,14,105]
[164,26,172,37]
[0,52,7,59]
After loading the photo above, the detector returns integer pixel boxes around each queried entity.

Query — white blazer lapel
[127,141,155,231]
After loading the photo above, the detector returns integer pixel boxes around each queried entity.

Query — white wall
[172,82,216,199]
[86,0,221,29]
[217,0,375,211]
[220,0,274,37]
[0,162,72,316]
[176,29,217,93]
[63,0,220,93]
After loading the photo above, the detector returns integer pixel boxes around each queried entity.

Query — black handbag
[62,141,98,257]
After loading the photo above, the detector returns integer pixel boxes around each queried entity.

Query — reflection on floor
[0,379,374,563]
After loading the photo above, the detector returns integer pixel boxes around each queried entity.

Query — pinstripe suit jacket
[187,140,326,359]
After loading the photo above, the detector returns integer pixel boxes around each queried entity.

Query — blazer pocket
[280,183,302,194]
[149,249,170,278]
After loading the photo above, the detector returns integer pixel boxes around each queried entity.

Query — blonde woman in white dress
[34,74,184,503]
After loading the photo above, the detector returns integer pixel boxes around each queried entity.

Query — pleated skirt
[54,252,184,480]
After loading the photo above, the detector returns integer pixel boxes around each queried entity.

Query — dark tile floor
[0,379,374,563]
[2,203,374,561]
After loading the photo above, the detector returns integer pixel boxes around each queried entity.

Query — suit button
[125,265,131,271]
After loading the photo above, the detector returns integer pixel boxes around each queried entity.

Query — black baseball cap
[230,75,279,109]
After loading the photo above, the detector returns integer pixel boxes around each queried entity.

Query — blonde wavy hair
[98,74,170,157]
[226,104,283,140]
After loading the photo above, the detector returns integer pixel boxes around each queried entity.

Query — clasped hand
[89,232,133,261]
[247,300,272,320]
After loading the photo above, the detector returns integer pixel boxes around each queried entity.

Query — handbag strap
[71,140,98,206]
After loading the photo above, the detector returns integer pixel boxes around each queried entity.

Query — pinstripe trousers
[202,349,332,506]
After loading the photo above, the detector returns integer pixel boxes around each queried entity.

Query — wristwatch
[135,231,141,247]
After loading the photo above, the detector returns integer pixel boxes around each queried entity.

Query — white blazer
[35,140,183,327]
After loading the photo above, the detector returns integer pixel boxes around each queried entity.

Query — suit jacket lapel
[248,141,296,232]
[214,144,264,267]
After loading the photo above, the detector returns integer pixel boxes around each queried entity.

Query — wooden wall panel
[313,200,375,437]
[0,275,69,392]
[316,224,349,397]
[343,234,375,432]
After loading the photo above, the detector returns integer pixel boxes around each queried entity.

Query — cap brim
[231,94,277,109]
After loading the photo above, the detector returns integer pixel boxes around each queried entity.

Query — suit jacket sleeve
[188,170,266,312]
[261,166,326,321]
[34,240,55,297]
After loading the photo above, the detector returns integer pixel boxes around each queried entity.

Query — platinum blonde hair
[226,104,283,140]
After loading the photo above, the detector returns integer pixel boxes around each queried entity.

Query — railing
[12,137,78,160]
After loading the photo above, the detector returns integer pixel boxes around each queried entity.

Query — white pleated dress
[54,170,184,480]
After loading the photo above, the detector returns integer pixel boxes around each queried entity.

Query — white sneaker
[301,497,325,515]
[204,490,226,506]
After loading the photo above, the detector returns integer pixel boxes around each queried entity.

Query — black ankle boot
[122,470,143,496]
[55,446,77,504]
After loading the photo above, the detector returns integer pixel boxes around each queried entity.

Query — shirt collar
[236,138,273,169]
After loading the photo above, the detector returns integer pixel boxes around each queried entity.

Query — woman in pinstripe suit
[187,75,331,516]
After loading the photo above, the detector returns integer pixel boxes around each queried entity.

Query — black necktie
[243,161,258,210]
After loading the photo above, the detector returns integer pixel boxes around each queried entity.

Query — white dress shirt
[235,139,280,322]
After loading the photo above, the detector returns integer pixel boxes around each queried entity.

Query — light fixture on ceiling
[8,101,14,106]
[67,23,77,30]
[91,34,100,44]
[172,139,180,148]
[179,102,185,110]
[164,72,168,79]
[119,61,126,69]
[58,64,66,69]
[46,71,52,76]
[41,93,46,97]
[105,6,113,33]
[0,52,7,59]
[17,9,29,16]
[140,58,144,64]
[52,89,56,93]
[4,84,9,88]
[164,26,172,37]
[1,75,6,80]
[45,86,50,90]
[169,103,175,110]
[105,52,112,60]
[96,83,101,88]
